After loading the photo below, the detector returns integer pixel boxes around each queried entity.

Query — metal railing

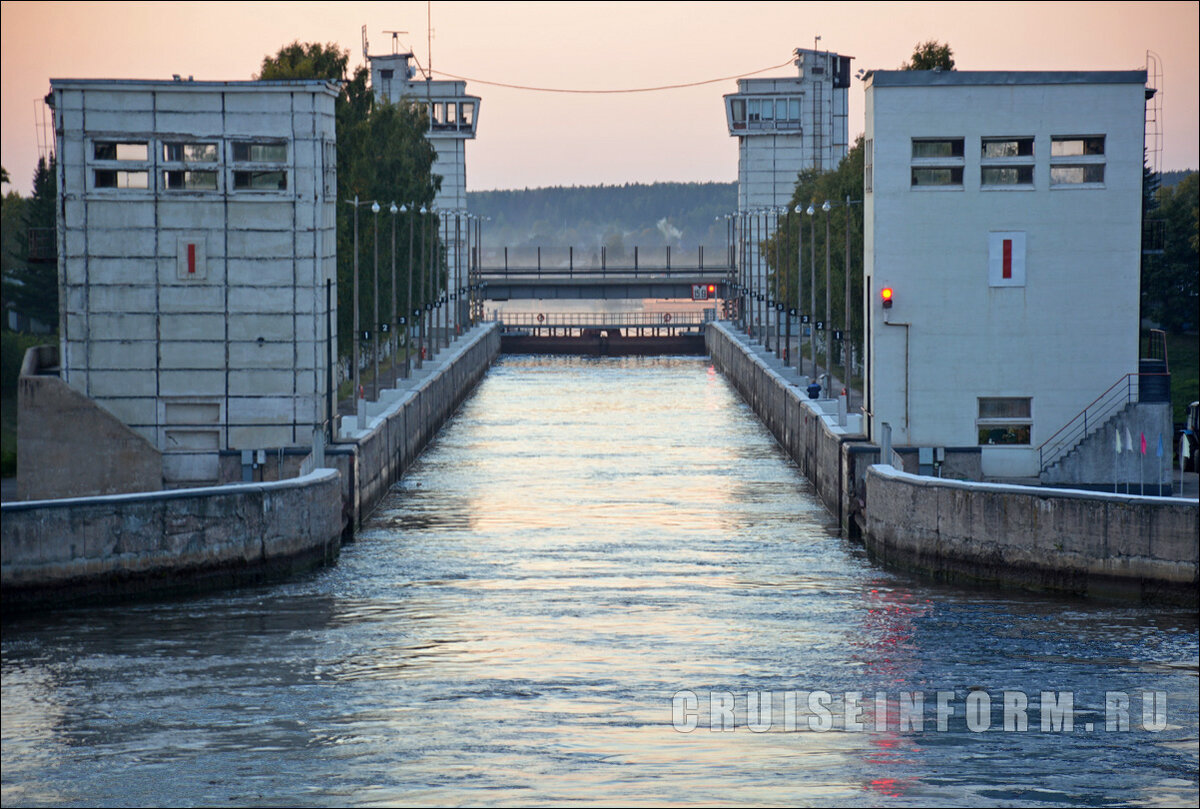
[1037,373,1170,473]
[479,245,732,277]
[495,310,714,330]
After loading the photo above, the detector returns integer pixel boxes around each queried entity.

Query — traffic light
[707,284,716,298]
[881,287,894,309]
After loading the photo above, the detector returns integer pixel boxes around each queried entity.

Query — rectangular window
[232,142,287,163]
[462,102,475,126]
[978,397,1032,445]
[731,99,746,124]
[233,170,287,190]
[93,141,148,161]
[982,165,1034,186]
[911,167,963,187]
[864,138,873,194]
[1051,164,1105,185]
[94,169,149,189]
[982,137,1034,158]
[761,99,774,121]
[788,98,801,122]
[164,170,218,190]
[748,99,761,122]
[1051,136,1104,157]
[164,142,218,162]
[912,138,963,158]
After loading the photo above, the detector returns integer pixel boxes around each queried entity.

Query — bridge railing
[494,310,714,329]
[479,245,731,275]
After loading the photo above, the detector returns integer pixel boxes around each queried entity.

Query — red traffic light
[707,284,716,296]
[881,287,894,308]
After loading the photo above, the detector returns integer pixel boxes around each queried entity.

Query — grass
[1165,332,1198,425]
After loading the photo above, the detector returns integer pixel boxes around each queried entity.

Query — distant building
[49,77,338,488]
[863,69,1152,478]
[368,42,479,274]
[724,47,853,338]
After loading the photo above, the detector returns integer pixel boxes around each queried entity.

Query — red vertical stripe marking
[1002,239,1012,279]
[187,243,196,274]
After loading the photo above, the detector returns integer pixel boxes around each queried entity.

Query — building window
[911,167,963,187]
[93,141,148,161]
[911,138,963,188]
[380,69,394,80]
[864,138,873,194]
[163,142,218,162]
[978,397,1032,445]
[981,137,1034,159]
[94,170,149,189]
[982,165,1034,186]
[232,141,287,163]
[1051,164,1105,185]
[233,171,287,190]
[912,138,963,159]
[1051,136,1105,188]
[164,170,218,190]
[1051,136,1104,157]
[729,96,802,132]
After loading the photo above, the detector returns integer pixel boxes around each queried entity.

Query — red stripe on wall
[187,243,196,274]
[1002,239,1012,279]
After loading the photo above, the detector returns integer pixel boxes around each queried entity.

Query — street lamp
[806,204,817,388]
[389,202,398,384]
[822,198,832,395]
[371,200,381,402]
[793,204,804,374]
[417,204,429,370]
[399,203,414,379]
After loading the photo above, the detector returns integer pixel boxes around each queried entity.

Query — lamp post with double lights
[371,200,381,401]
[398,203,414,379]
[822,198,832,393]
[806,204,817,387]
[389,202,398,383]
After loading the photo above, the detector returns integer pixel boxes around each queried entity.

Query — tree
[257,41,439,357]
[762,136,866,378]
[2,157,58,330]
[1142,171,1199,333]
[902,41,955,71]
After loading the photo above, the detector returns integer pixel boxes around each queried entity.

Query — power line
[428,57,796,94]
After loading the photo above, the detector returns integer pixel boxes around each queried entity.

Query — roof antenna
[427,0,433,80]
[362,24,369,59]
[384,30,409,55]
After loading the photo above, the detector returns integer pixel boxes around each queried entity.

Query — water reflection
[3,356,1197,807]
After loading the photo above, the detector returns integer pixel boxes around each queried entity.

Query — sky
[2,1,1197,196]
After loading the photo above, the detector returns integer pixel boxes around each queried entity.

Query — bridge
[477,245,733,300]
[494,310,712,355]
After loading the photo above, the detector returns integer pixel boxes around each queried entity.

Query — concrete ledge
[1,468,343,611]
[864,464,1199,604]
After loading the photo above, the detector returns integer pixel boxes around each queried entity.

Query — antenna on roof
[383,30,409,55]
[362,25,369,59]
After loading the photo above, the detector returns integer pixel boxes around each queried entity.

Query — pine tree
[2,157,58,331]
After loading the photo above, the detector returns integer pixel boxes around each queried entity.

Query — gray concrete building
[49,77,339,488]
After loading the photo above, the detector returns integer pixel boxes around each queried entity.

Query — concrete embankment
[706,321,873,534]
[705,321,1199,604]
[1,469,343,610]
[329,323,501,529]
[2,324,502,611]
[864,465,1198,604]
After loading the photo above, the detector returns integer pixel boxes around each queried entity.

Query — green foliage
[762,136,865,368]
[258,41,439,358]
[1,330,44,395]
[1165,332,1198,425]
[1142,171,1199,333]
[902,41,955,71]
[468,182,737,248]
[1,157,58,330]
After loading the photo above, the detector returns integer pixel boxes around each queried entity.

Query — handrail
[1037,372,1170,473]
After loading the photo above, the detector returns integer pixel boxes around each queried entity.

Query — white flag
[1115,429,1122,454]
[1125,426,1134,454]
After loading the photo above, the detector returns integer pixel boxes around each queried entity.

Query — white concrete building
[51,77,339,486]
[724,47,852,336]
[863,70,1148,478]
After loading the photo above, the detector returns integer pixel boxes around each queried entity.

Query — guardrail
[479,245,733,276]
[1037,373,1169,473]
[495,311,714,329]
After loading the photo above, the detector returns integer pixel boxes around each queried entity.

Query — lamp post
[417,204,428,370]
[822,198,832,394]
[794,204,804,375]
[371,200,381,401]
[806,204,817,386]
[389,202,398,384]
[783,207,791,365]
[399,203,414,379]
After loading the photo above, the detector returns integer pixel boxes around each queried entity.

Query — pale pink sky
[2,1,1197,196]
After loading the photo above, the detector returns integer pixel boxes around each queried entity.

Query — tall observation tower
[366,30,480,271]
[724,46,852,342]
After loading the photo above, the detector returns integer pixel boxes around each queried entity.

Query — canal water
[3,356,1197,806]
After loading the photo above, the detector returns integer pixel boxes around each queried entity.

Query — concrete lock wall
[706,322,870,534]
[2,469,343,610]
[864,465,1198,605]
[329,323,501,531]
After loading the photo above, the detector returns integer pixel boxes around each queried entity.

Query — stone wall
[2,469,342,610]
[864,464,1198,604]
